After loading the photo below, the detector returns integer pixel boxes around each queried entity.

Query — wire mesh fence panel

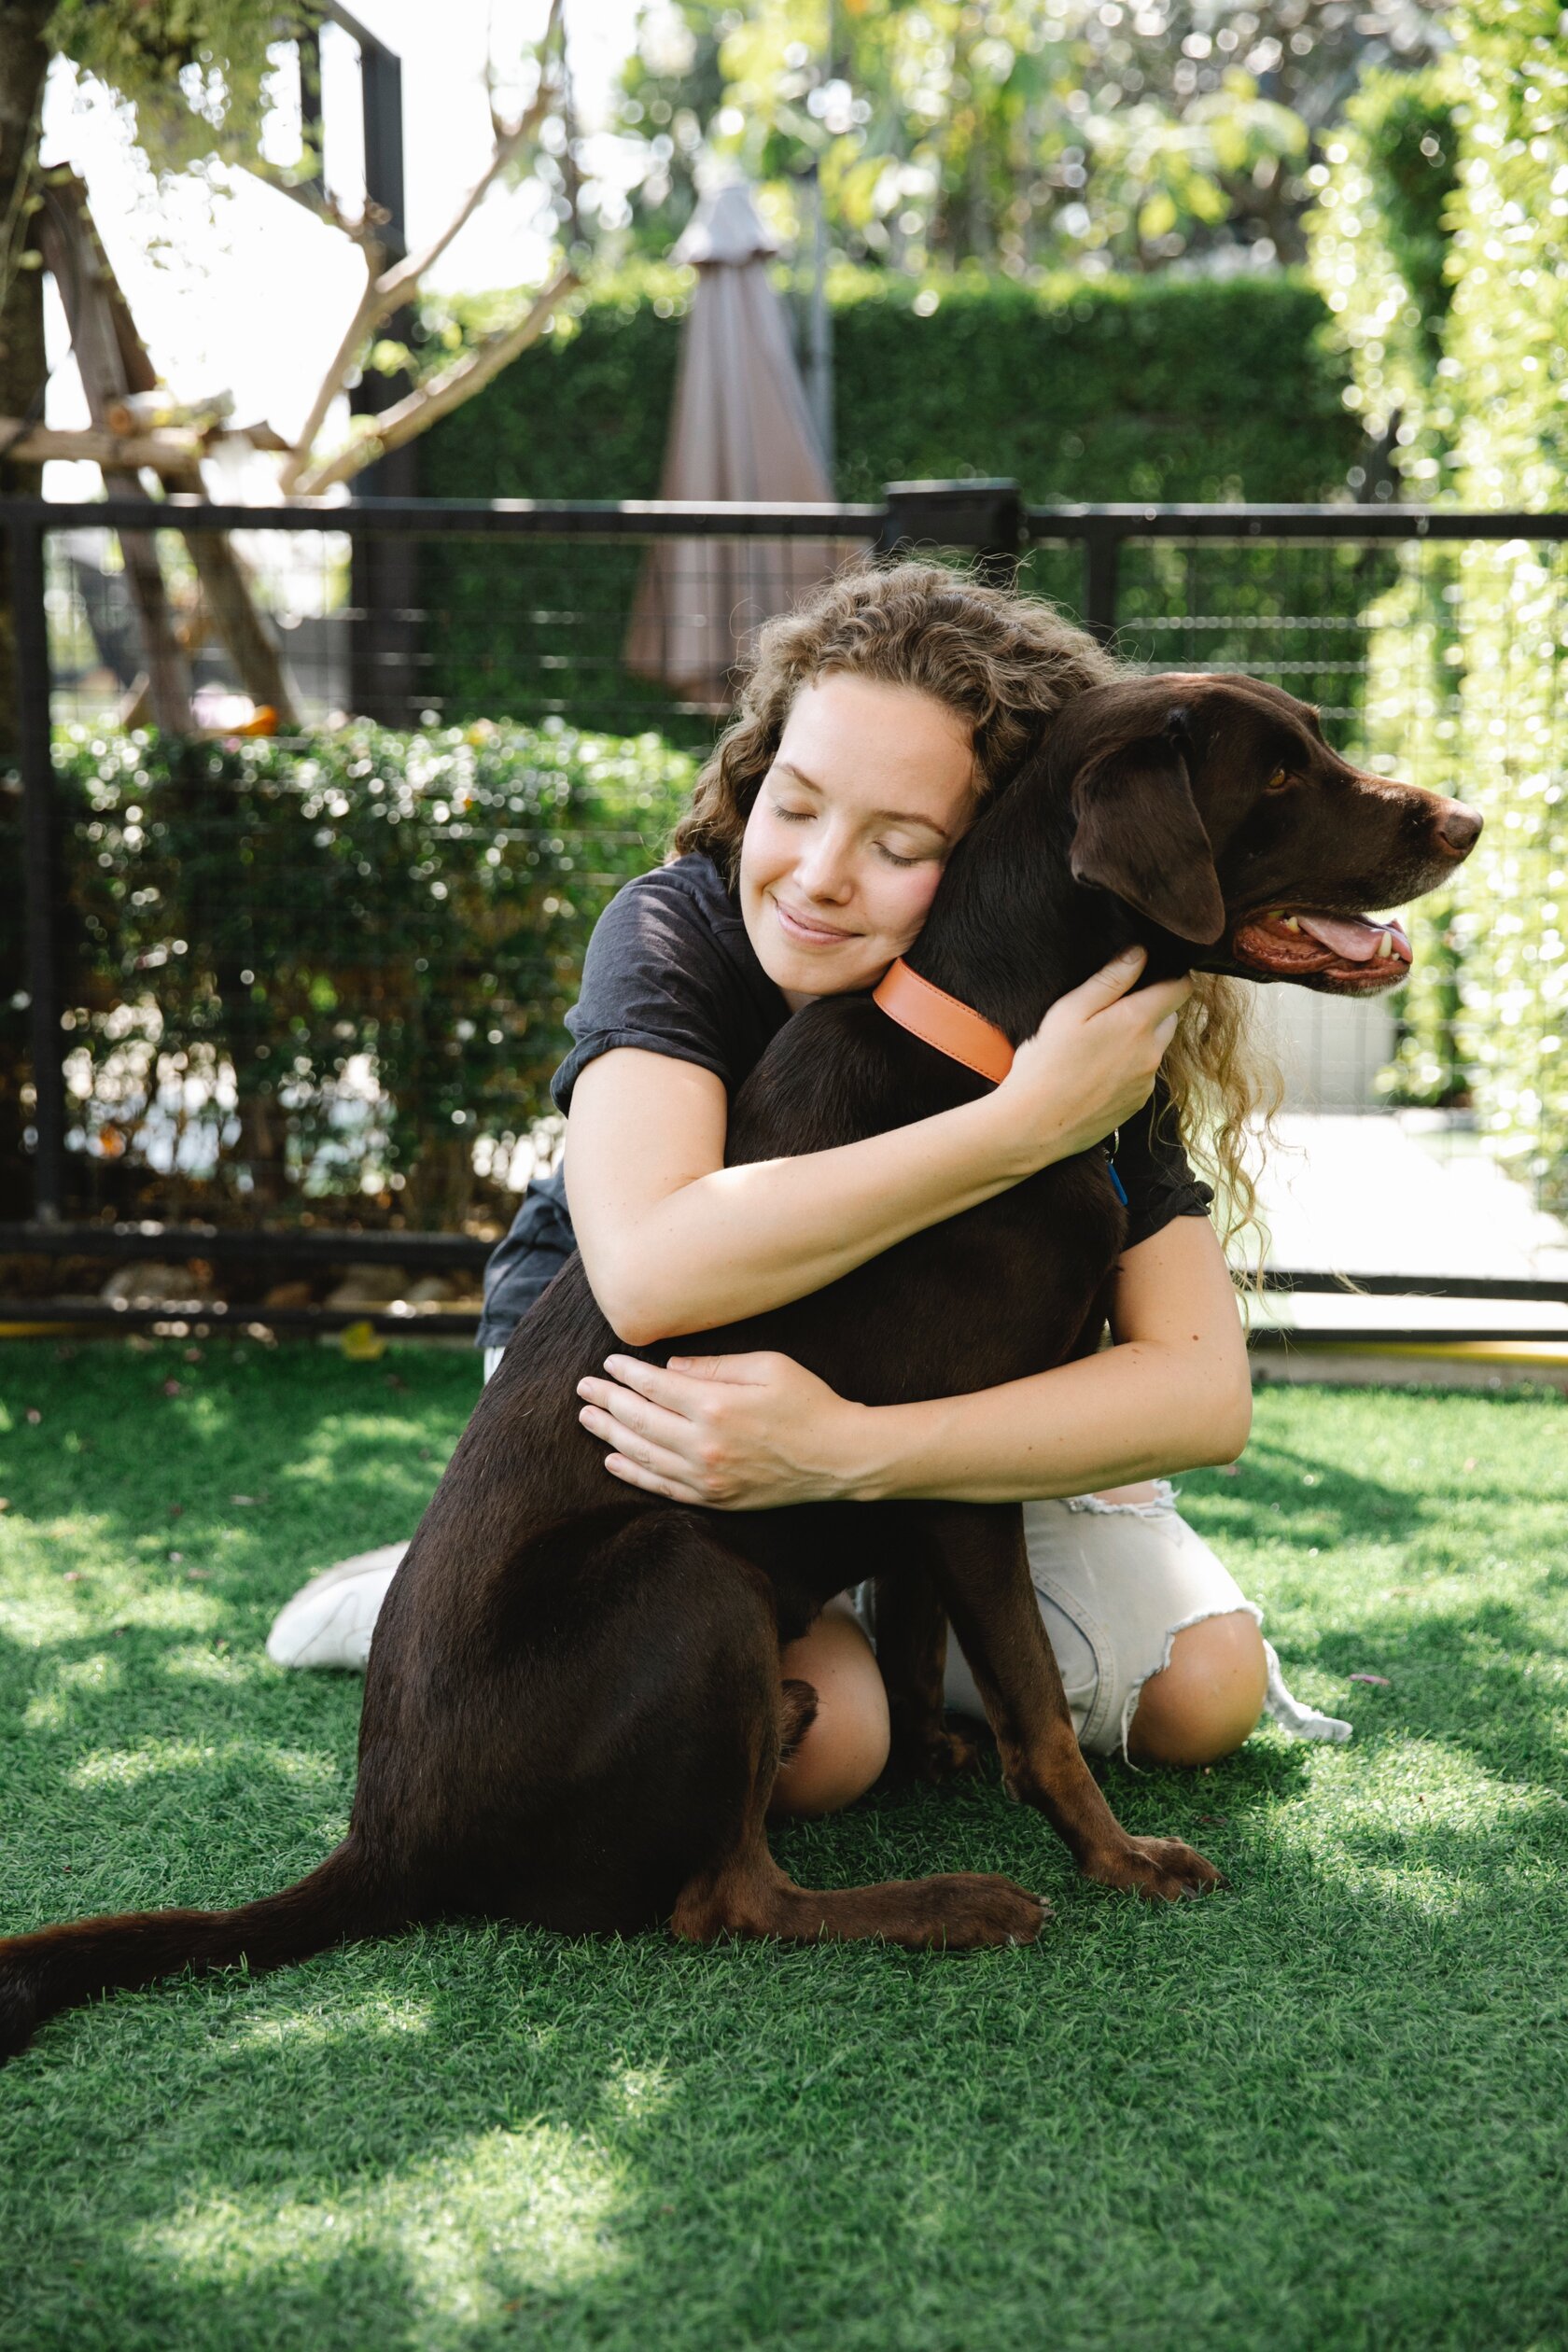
[3,498,1564,1332]
[45,525,356,732]
[419,534,879,749]
[27,511,880,1236]
[49,714,694,1232]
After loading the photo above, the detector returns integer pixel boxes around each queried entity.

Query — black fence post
[12,512,63,1221]
[347,19,422,726]
[877,480,1024,585]
[1081,519,1120,646]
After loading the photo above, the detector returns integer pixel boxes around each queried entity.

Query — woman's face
[739,674,978,1007]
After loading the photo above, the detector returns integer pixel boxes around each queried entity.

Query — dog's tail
[0,1837,399,2064]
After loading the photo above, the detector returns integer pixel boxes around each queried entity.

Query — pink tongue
[1297,913,1408,964]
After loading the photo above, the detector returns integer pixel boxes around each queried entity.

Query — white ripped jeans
[478,1347,1347,1762]
[272,1350,1347,1757]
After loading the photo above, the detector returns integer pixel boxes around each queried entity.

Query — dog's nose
[1435,801,1483,857]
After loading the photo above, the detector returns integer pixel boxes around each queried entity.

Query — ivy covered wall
[1311,2,1568,1211]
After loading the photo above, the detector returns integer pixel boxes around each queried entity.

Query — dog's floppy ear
[1068,708,1226,945]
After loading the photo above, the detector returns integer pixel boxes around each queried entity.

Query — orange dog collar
[872,958,1015,1085]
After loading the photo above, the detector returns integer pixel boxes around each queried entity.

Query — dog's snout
[1435,801,1483,858]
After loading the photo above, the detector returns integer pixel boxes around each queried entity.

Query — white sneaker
[1262,1640,1352,1743]
[264,1542,409,1671]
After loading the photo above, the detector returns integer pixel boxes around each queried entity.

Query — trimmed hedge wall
[25,720,693,1230]
[422,267,1356,509]
[416,269,1360,732]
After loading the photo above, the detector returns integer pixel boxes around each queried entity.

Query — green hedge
[1310,5,1568,1209]
[29,720,693,1227]
[422,266,1356,508]
[415,268,1361,733]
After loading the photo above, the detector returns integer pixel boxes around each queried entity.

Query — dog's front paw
[1082,1835,1225,1902]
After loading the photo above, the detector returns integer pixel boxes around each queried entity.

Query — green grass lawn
[1,1337,1565,2351]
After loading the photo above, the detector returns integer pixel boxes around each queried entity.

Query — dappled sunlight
[227,1989,437,2053]
[1231,1727,1568,1911]
[23,1648,124,1731]
[160,1643,266,1687]
[70,1738,344,1793]
[600,2061,675,2124]
[132,2121,631,2321]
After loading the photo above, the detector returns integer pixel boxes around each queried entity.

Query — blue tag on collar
[1108,1159,1127,1207]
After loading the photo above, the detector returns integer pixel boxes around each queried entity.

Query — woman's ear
[1069,713,1226,945]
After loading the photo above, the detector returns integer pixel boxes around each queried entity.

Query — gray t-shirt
[477,850,1213,1349]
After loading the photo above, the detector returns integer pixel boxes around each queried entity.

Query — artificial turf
[0,1336,1564,2351]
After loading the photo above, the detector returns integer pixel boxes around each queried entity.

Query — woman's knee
[769,1602,890,1819]
[1126,1609,1268,1770]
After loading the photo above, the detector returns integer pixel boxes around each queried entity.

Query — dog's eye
[1264,766,1295,794]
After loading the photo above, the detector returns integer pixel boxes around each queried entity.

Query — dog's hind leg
[670,1659,1046,1954]
[925,1504,1224,1903]
[872,1561,983,1786]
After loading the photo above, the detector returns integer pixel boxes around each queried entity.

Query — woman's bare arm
[576,1213,1253,1509]
[567,949,1191,1345]
[843,1213,1253,1502]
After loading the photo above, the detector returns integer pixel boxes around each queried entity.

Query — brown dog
[0,674,1480,2057]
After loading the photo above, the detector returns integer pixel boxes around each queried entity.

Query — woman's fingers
[577,1378,689,1449]
[584,1412,706,1494]
[1078,944,1145,1001]
[602,1449,707,1503]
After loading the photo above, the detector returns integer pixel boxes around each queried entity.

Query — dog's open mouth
[1230,908,1413,992]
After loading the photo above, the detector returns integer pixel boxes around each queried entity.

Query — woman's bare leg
[769,1600,890,1819]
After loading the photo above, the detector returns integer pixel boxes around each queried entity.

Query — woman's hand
[987,945,1194,1177]
[576,1350,866,1509]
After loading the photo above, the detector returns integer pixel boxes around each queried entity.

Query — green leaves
[46,1,323,186]
[43,717,693,1217]
[1309,7,1568,1213]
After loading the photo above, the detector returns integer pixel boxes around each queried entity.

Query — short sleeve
[1113,1078,1215,1252]
[549,862,778,1116]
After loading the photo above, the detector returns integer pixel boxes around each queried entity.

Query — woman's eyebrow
[773,762,952,839]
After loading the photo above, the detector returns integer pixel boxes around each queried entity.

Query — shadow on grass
[5,1354,1568,2345]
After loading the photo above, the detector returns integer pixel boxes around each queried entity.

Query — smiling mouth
[1230,908,1413,992]
[773,896,856,945]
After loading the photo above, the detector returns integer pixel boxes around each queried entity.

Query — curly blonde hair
[671,562,1281,1281]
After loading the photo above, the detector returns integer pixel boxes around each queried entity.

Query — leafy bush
[1310,4,1568,1208]
[421,263,1357,511]
[1306,63,1462,494]
[40,719,693,1227]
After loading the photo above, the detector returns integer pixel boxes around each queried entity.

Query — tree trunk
[38,173,301,733]
[36,175,192,733]
[0,0,51,765]
[0,3,52,1218]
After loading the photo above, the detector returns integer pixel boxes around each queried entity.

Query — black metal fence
[3,486,1566,1346]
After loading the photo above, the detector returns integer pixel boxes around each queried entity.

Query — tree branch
[288,263,576,496]
[276,0,567,492]
[0,416,293,468]
[275,236,385,495]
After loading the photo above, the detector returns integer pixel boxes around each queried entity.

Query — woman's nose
[796,831,856,899]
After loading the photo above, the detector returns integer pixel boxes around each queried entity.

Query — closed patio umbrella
[624,180,853,703]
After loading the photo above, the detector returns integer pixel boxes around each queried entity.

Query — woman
[269,565,1348,1806]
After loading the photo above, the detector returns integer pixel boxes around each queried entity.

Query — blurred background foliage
[8,0,1567,1225]
[420,264,1354,513]
[42,721,692,1228]
[607,0,1440,278]
[1309,0,1567,1208]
